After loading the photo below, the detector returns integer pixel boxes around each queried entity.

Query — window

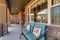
[52,5,60,25]
[37,5,41,12]
[28,15,29,22]
[30,0,48,23]
[31,7,37,22]
[28,8,29,22]
[52,0,60,5]
[37,9,48,23]
[42,2,47,10]
[30,13,34,22]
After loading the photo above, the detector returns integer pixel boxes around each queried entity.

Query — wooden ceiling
[6,0,30,14]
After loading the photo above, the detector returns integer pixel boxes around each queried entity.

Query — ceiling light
[16,8,18,9]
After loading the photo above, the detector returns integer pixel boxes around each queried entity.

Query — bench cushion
[23,28,30,35]
[25,33,36,40]
[35,23,46,36]
[39,36,45,40]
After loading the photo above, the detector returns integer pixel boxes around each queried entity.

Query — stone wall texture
[46,25,60,40]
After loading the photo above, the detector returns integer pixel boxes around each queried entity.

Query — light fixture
[16,8,18,9]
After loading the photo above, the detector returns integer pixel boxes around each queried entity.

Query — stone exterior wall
[46,25,60,40]
[0,5,8,35]
[0,0,10,35]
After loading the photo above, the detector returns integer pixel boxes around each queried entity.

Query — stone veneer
[0,0,9,35]
[46,25,60,40]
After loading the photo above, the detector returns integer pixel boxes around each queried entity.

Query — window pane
[28,15,29,22]
[52,5,60,25]
[37,9,48,23]
[30,13,34,22]
[52,0,60,5]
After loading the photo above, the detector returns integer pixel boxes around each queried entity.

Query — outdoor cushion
[33,27,41,38]
[26,25,30,31]
[23,29,30,35]
[35,23,46,36]
[25,33,36,40]
[39,36,45,40]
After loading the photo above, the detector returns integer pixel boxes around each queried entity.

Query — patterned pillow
[33,27,41,38]
[26,25,30,31]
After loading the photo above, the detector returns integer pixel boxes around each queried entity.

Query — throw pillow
[26,25,30,31]
[33,27,41,38]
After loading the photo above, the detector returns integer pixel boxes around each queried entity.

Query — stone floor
[0,24,26,40]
